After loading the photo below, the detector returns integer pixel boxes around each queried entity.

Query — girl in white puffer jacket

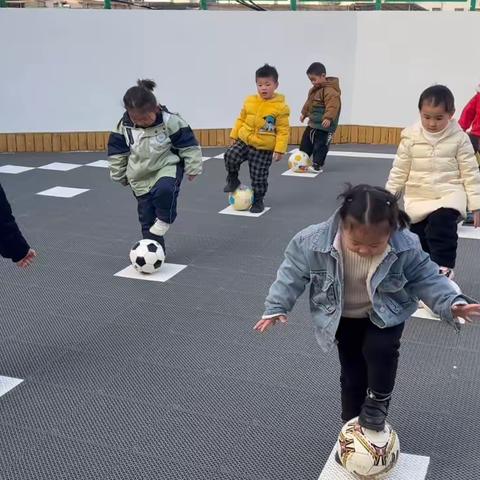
[386,85,480,278]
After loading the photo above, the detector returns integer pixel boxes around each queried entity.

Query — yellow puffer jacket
[231,93,290,153]
[386,121,480,223]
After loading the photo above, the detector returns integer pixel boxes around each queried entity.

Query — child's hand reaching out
[254,314,288,333]
[273,152,283,162]
[452,303,480,324]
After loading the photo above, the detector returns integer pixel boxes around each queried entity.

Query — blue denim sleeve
[263,232,311,317]
[404,248,477,326]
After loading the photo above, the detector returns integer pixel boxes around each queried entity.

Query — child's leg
[424,208,459,269]
[136,194,166,250]
[312,130,333,168]
[247,146,273,203]
[335,317,369,423]
[410,217,430,254]
[148,164,184,240]
[357,321,404,431]
[224,140,248,192]
[299,126,314,156]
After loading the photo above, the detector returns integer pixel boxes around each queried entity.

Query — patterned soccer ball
[337,418,400,479]
[288,150,312,173]
[228,185,254,211]
[129,239,165,274]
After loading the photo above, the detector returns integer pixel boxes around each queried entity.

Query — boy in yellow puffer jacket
[224,64,290,213]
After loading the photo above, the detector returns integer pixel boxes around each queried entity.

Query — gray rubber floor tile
[0,381,89,432]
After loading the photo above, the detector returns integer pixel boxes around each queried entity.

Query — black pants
[135,164,184,250]
[224,140,273,199]
[468,133,479,154]
[299,126,333,168]
[335,316,404,422]
[410,208,460,269]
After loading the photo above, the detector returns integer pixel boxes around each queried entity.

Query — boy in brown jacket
[299,62,341,172]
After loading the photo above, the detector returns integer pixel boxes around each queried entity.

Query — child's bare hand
[254,315,288,333]
[17,249,36,268]
[452,304,480,324]
[273,152,283,162]
[474,211,480,228]
[322,119,331,128]
[300,115,306,123]
[187,175,197,181]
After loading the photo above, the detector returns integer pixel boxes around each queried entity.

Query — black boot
[335,451,342,466]
[358,389,391,431]
[250,197,264,213]
[223,174,240,193]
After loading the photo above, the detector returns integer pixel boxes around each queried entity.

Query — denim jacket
[264,212,474,352]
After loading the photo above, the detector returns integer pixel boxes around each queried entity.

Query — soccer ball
[129,239,165,274]
[288,150,312,173]
[228,185,254,211]
[337,418,400,479]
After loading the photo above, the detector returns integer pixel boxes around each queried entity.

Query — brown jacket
[301,77,341,129]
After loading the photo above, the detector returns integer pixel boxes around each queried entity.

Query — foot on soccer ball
[358,389,391,432]
[223,175,241,193]
[311,163,323,173]
[250,198,264,214]
[464,212,474,225]
[149,219,170,237]
[335,451,342,466]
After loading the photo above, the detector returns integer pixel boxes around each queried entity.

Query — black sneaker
[335,451,342,466]
[358,391,390,432]
[223,176,240,193]
[250,198,264,214]
[311,163,323,173]
[464,212,474,225]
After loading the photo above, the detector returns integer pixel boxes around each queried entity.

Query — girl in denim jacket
[255,184,480,433]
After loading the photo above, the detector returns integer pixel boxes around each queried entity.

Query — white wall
[351,12,480,127]
[0,10,478,133]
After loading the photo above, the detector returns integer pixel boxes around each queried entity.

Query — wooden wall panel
[0,126,406,153]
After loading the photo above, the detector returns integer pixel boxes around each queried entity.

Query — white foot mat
[38,162,82,171]
[36,187,90,198]
[282,169,321,178]
[0,376,23,398]
[458,224,480,240]
[219,205,271,217]
[412,307,440,321]
[328,151,396,159]
[0,165,35,174]
[114,263,187,282]
[86,160,109,168]
[319,444,430,479]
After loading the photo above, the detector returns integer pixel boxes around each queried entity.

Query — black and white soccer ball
[129,239,165,274]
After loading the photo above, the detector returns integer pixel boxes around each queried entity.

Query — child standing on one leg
[386,85,480,279]
[223,64,290,214]
[255,184,480,433]
[299,62,341,173]
[108,79,202,252]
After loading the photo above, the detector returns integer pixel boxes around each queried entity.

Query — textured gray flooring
[0,145,479,479]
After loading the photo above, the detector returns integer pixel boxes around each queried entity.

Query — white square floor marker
[328,151,396,160]
[319,445,429,479]
[202,156,212,162]
[458,224,480,240]
[282,169,320,178]
[0,376,23,398]
[38,162,83,171]
[412,307,440,322]
[219,205,271,217]
[86,160,109,168]
[0,165,35,174]
[114,263,187,282]
[36,186,90,198]
[214,153,225,159]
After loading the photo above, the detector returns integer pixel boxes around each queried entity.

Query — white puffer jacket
[386,121,480,223]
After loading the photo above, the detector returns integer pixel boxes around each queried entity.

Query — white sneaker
[149,219,170,236]
[439,267,454,280]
